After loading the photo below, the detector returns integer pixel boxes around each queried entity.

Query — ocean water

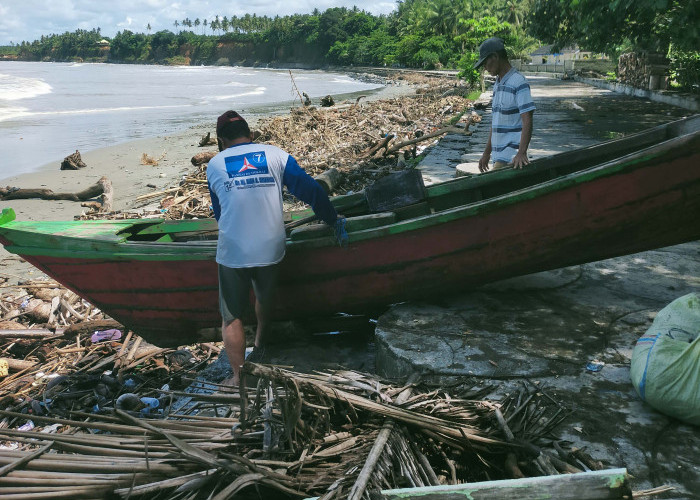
[0,62,381,182]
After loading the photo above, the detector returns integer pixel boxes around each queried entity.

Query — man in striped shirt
[474,37,536,172]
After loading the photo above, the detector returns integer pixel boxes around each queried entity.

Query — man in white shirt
[475,37,536,172]
[207,110,345,390]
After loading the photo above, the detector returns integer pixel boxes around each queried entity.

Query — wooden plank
[393,202,432,221]
[304,469,630,500]
[375,469,630,500]
[290,212,396,241]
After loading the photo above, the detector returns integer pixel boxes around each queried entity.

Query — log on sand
[191,151,217,166]
[0,177,113,211]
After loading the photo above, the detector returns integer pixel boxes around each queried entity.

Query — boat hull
[5,134,700,346]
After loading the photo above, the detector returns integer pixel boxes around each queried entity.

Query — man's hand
[334,217,348,248]
[512,151,530,169]
[478,153,491,173]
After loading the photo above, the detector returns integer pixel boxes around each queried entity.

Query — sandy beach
[0,79,419,280]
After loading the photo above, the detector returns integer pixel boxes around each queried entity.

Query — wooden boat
[1,115,699,346]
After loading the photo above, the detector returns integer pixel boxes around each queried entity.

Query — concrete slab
[375,241,700,497]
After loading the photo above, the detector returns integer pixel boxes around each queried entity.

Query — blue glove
[334,217,348,247]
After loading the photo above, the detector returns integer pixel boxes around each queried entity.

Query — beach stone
[455,162,479,177]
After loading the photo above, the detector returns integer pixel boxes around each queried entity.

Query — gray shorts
[218,263,279,324]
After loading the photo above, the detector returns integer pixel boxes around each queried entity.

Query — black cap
[473,37,505,69]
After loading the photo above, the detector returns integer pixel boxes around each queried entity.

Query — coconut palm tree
[499,0,526,27]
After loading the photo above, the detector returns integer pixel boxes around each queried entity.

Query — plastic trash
[140,397,160,409]
[139,396,167,415]
[18,420,34,431]
[91,329,122,343]
[586,360,605,372]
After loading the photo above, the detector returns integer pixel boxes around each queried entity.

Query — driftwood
[140,152,166,166]
[367,134,395,158]
[99,176,114,212]
[198,132,216,147]
[0,176,112,207]
[0,357,37,373]
[0,328,64,340]
[60,150,87,170]
[385,125,460,156]
[314,167,342,194]
[191,151,217,166]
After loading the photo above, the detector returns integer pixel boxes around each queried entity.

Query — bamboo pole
[112,468,217,498]
[0,441,54,478]
[347,373,418,500]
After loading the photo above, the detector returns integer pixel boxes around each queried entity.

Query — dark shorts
[218,263,279,324]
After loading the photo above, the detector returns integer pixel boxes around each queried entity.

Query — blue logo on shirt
[225,152,269,178]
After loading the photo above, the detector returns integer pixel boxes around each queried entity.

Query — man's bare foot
[219,376,239,393]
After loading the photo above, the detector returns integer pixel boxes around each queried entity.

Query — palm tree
[146,23,152,34]
[194,18,200,34]
[422,0,458,36]
[173,20,179,31]
[499,0,526,27]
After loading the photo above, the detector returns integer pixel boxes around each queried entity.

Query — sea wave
[0,103,189,122]
[211,87,267,101]
[0,105,30,122]
[0,73,52,101]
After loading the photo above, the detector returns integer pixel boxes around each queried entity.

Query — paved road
[418,75,690,183]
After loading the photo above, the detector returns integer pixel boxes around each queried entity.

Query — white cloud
[0,0,398,45]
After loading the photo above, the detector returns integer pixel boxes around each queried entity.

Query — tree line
[5,0,698,92]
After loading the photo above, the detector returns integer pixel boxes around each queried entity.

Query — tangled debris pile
[0,277,620,499]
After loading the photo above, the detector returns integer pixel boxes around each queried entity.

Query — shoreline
[0,77,422,280]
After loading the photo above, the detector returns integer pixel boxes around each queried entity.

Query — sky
[0,0,399,45]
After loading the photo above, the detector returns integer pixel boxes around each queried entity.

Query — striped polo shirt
[491,68,536,164]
